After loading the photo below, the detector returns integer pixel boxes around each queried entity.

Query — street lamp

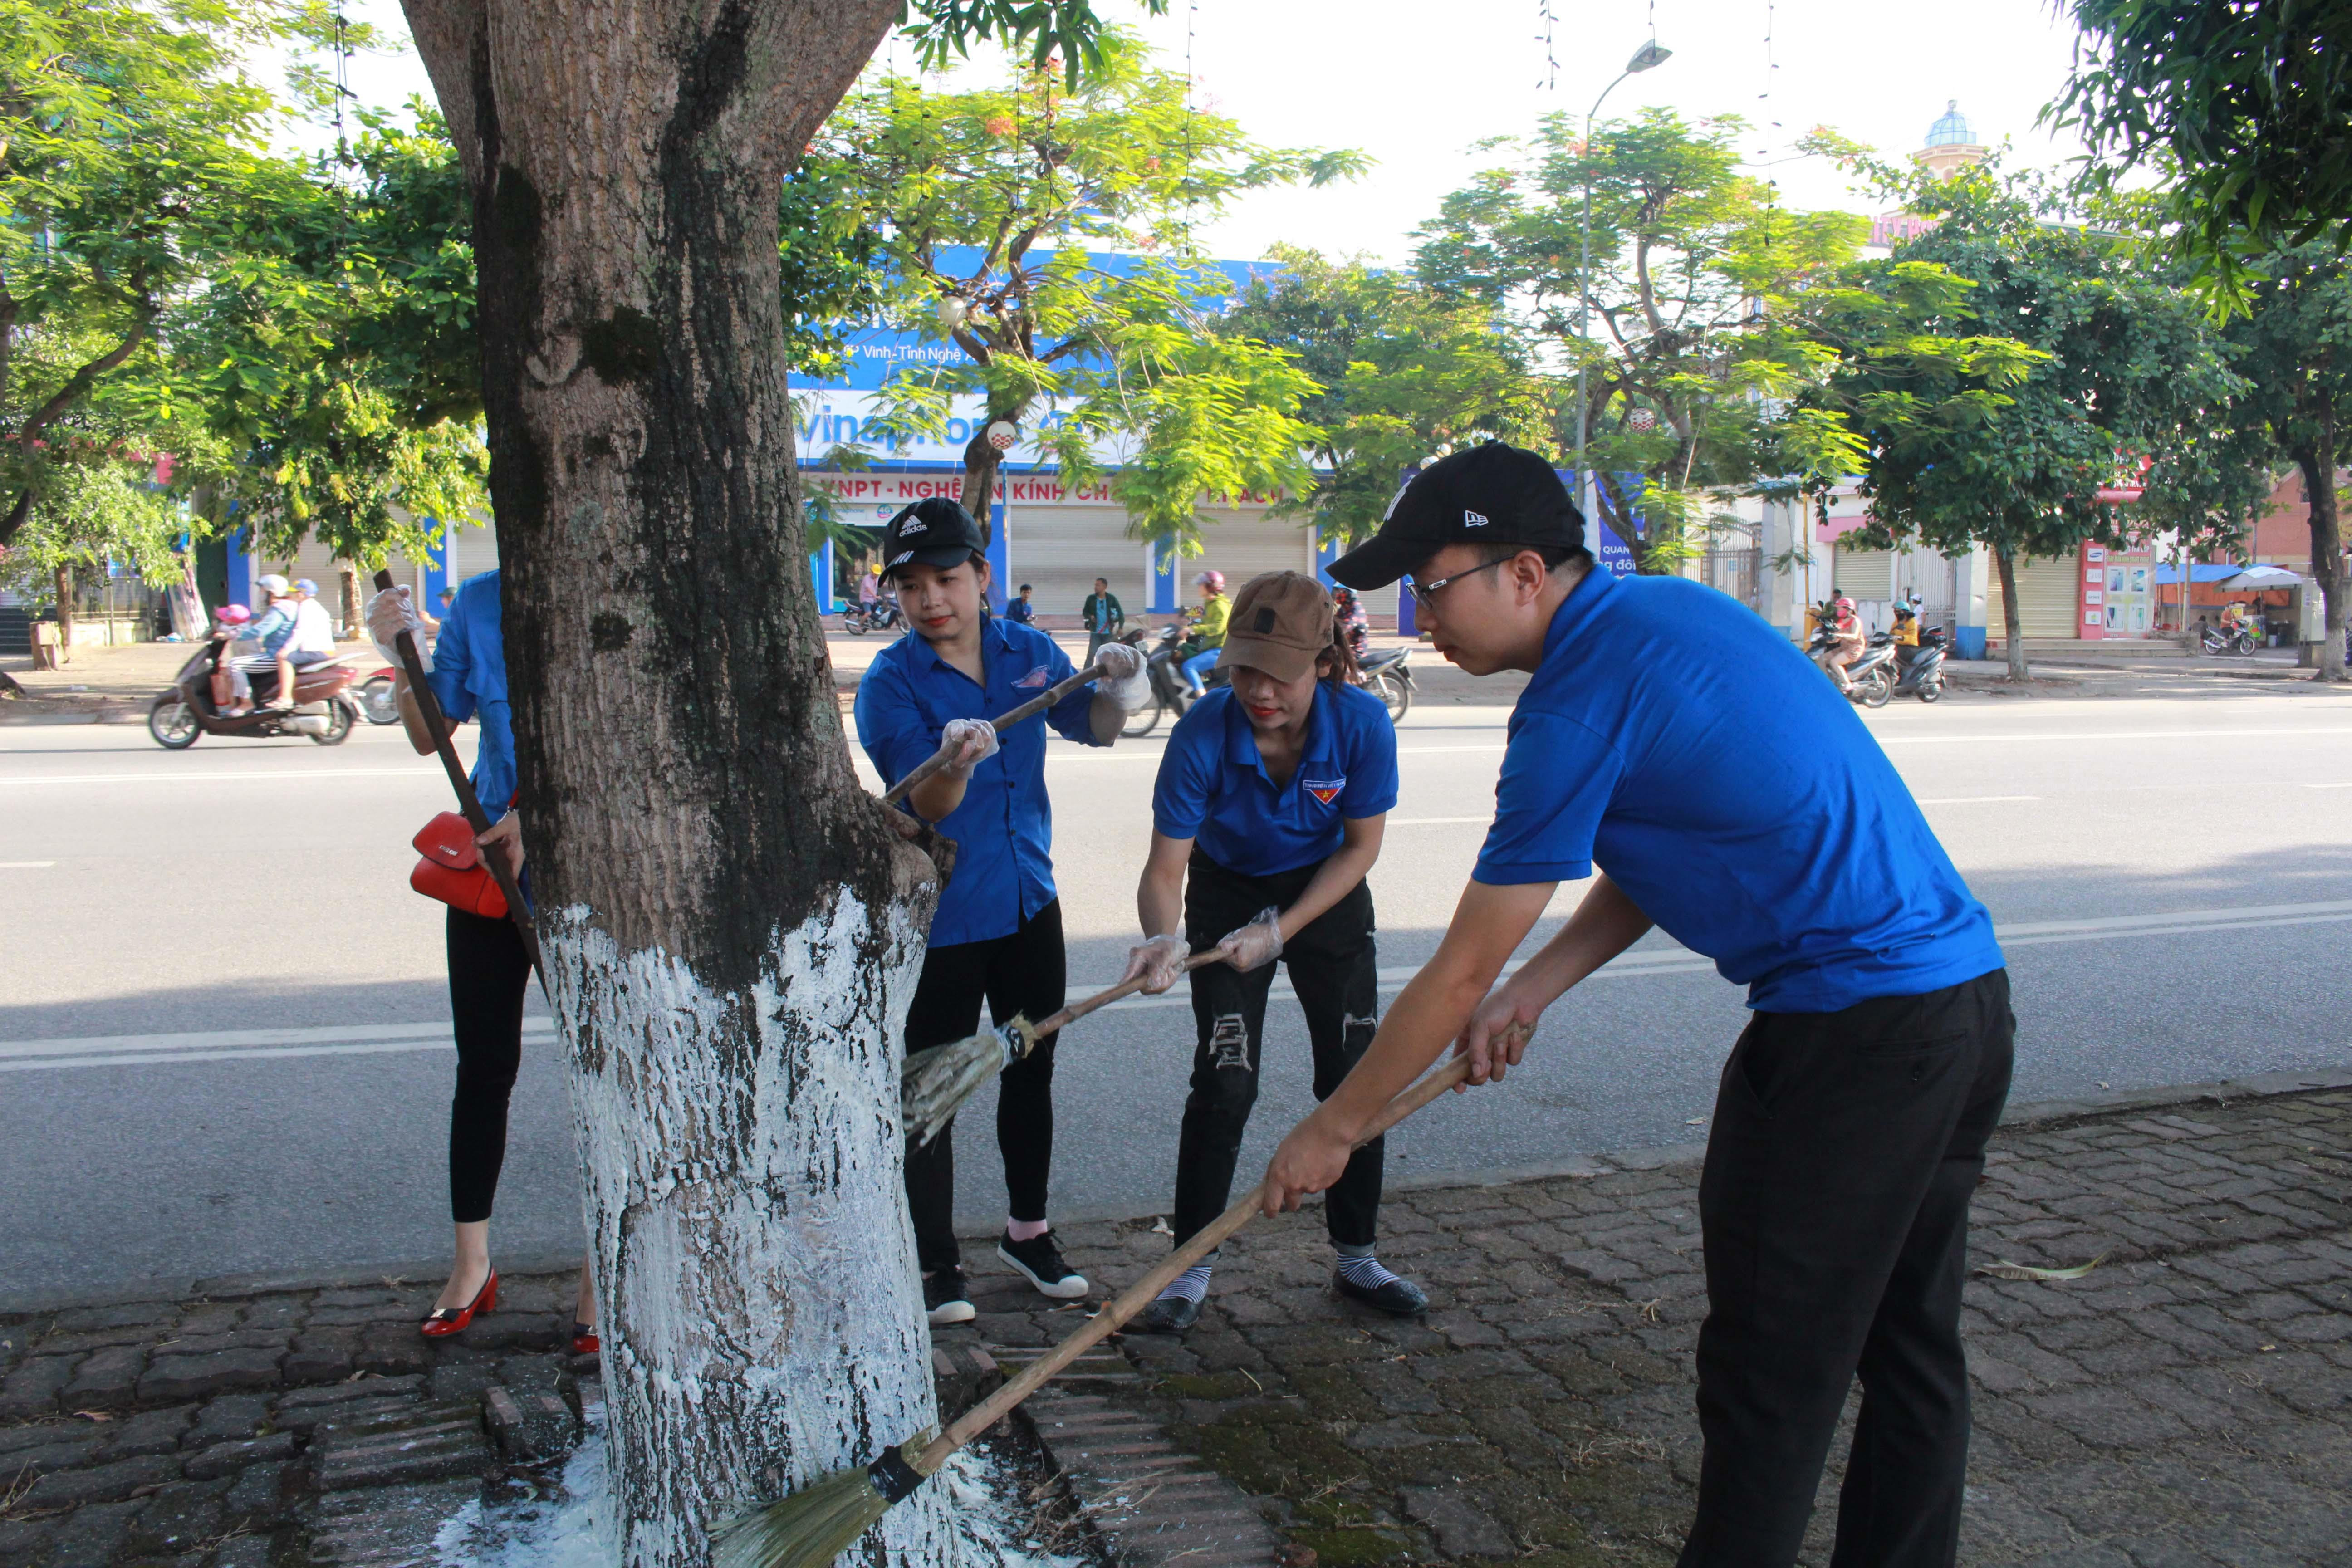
[1573,40,1673,532]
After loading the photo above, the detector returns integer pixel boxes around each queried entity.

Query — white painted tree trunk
[547,873,958,1568]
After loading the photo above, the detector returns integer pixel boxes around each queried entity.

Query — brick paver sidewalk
[954,1085,2352,1567]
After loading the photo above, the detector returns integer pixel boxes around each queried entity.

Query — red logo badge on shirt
[1303,777,1344,806]
[1013,666,1049,689]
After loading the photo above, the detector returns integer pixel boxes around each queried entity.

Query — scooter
[2200,622,2256,655]
[359,666,402,725]
[1115,624,1230,738]
[1808,614,1896,708]
[1891,626,1949,703]
[1357,646,1414,720]
[148,637,362,749]
[842,598,903,636]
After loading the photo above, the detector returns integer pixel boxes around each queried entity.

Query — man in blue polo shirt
[1117,571,1416,1334]
[1261,442,2012,1568]
[856,497,1150,1327]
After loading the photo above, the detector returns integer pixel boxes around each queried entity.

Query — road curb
[0,700,147,724]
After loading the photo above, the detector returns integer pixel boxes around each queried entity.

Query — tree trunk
[397,3,956,1564]
[54,562,74,655]
[959,426,1003,544]
[2296,421,2347,682]
[1995,545,2028,681]
[338,562,363,642]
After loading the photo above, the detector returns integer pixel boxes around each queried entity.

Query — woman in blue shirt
[1120,572,1421,1333]
[854,498,1149,1326]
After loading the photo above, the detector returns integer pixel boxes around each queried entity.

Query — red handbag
[410,811,509,919]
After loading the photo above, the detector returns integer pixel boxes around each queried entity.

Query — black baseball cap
[879,497,986,578]
[1325,440,1585,590]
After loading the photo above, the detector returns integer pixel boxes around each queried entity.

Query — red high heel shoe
[570,1322,600,1357]
[420,1269,497,1338]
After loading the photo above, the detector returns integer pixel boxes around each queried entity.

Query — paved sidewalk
[951,1083,2352,1567]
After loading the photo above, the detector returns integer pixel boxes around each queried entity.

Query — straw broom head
[709,1434,933,1568]
[900,1018,1037,1147]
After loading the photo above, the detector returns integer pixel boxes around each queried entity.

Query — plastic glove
[1092,641,1153,712]
[366,586,431,675]
[1120,932,1189,994]
[1215,906,1284,973]
[938,716,1000,779]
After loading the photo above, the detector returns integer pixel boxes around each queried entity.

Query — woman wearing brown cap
[1120,571,1424,1333]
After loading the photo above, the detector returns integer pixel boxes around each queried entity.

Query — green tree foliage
[2053,0,2352,299]
[813,33,1362,549]
[1416,111,1868,572]
[1818,163,2244,679]
[1215,246,1552,544]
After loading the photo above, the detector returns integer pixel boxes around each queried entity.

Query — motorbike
[1891,625,1949,703]
[1357,646,1414,720]
[2200,622,2256,655]
[359,666,402,725]
[1808,617,1897,708]
[842,598,903,636]
[149,637,362,749]
[1112,624,1222,738]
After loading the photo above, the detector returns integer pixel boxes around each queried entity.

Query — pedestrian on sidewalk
[1083,577,1125,660]
[365,575,600,1356]
[854,497,1153,1326]
[1119,572,1419,1334]
[1265,441,2013,1568]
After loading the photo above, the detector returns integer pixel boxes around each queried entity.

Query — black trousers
[1679,968,2015,1568]
[1173,851,1382,1249]
[903,899,1065,1274]
[446,905,533,1225]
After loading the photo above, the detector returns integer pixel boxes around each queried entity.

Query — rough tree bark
[396,3,958,1564]
[1994,544,2029,681]
[54,563,74,655]
[2293,410,2347,682]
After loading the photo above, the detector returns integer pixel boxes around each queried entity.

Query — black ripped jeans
[1172,850,1382,1249]
[1679,967,2014,1568]
[902,900,1066,1275]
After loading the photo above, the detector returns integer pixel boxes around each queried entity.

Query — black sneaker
[1131,1293,1202,1334]
[1333,1265,1429,1318]
[924,1267,975,1326]
[996,1230,1089,1299]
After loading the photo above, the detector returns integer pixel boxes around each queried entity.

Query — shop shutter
[1004,504,1148,618]
[1833,546,1895,600]
[1985,554,2080,638]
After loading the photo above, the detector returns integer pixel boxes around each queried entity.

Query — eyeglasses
[1405,557,1511,612]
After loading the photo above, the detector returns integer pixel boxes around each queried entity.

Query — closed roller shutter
[1190,508,1318,596]
[1985,554,2081,638]
[1833,546,1895,600]
[1005,504,1147,618]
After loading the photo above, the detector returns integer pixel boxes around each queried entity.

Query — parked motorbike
[2200,622,2256,655]
[842,599,903,636]
[1357,646,1414,720]
[1891,625,1949,703]
[149,638,362,749]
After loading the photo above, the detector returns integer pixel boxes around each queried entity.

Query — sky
[298,0,2098,266]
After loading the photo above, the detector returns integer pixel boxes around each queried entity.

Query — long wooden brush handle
[880,662,1106,807]
[1027,951,1220,1038]
[921,1051,1478,1469]
[370,570,545,992]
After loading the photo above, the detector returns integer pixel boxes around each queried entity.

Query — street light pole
[1574,40,1672,533]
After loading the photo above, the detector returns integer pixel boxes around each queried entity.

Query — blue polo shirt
[1153,682,1399,875]
[1475,569,2002,1014]
[425,571,514,828]
[856,617,1107,946]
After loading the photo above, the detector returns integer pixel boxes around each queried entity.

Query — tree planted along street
[388,0,1146,1562]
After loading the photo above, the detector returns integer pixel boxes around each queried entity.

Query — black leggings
[446,905,532,1224]
[902,899,1065,1274]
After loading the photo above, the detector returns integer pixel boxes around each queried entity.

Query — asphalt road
[5,657,2350,1301]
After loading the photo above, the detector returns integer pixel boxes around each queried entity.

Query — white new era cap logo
[1464,510,1490,527]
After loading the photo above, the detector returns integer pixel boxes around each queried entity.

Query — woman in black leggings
[370,574,596,1350]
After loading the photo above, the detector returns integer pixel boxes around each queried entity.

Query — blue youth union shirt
[855,617,1107,946]
[425,571,515,828]
[1152,682,1400,876]
[1473,570,2003,1014]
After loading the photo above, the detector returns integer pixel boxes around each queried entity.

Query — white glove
[1120,933,1188,994]
[1215,906,1284,973]
[366,586,431,675]
[1092,641,1152,713]
[938,716,999,779]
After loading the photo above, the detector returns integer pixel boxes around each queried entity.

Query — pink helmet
[217,603,252,624]
[1194,570,1225,592]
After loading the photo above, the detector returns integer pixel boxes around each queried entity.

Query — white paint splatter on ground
[435,1410,1094,1568]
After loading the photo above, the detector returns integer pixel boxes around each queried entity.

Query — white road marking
[0,767,443,787]
[18,900,2347,1070]
[0,861,57,868]
[1916,795,2043,804]
[2305,782,2352,789]
[1388,817,1492,825]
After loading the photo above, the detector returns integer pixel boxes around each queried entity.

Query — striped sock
[1334,1251,1403,1292]
[1156,1264,1213,1304]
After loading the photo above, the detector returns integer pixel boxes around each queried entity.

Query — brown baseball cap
[1217,571,1333,682]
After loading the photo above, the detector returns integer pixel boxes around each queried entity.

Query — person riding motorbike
[208,604,258,716]
[1180,571,1230,697]
[1892,595,1921,648]
[1817,594,1867,693]
[1333,585,1371,661]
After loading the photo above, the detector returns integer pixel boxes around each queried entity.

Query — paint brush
[879,661,1107,808]
[899,951,1220,1147]
[709,1050,1484,1568]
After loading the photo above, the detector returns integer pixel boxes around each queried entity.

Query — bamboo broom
[710,1046,1499,1568]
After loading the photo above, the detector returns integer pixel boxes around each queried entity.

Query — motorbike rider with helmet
[1817,594,1867,694]
[1180,570,1230,697]
[1332,585,1371,661]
